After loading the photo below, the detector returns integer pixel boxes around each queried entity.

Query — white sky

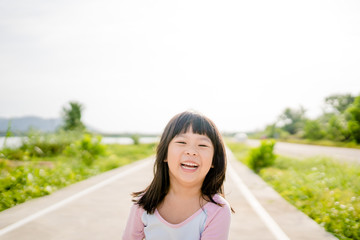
[0,0,359,134]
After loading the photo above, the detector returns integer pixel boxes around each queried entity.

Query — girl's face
[166,128,214,188]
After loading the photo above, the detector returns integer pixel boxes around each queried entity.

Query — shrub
[348,121,360,143]
[63,134,106,165]
[23,130,83,157]
[0,143,156,212]
[247,140,276,173]
[1,130,82,160]
[131,134,140,145]
[303,120,325,140]
[326,115,348,141]
[346,95,360,143]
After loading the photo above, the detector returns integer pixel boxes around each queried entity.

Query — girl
[123,111,232,240]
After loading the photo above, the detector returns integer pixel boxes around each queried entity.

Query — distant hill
[0,116,63,134]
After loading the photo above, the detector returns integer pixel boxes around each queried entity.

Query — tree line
[263,93,360,144]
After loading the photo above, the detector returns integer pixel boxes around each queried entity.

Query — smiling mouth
[181,162,199,170]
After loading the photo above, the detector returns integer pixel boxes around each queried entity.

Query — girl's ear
[211,165,214,168]
[164,159,168,162]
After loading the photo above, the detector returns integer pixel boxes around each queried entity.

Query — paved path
[246,139,360,164]
[0,149,337,240]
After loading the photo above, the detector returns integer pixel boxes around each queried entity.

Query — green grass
[0,143,156,212]
[227,142,360,240]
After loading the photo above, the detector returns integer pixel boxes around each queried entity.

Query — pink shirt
[122,194,231,240]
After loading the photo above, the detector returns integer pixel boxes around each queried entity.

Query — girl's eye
[199,144,209,148]
[176,141,186,144]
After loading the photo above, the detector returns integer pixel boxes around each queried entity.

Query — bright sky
[1,0,359,134]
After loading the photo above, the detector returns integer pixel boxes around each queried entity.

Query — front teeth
[181,162,198,169]
[185,163,197,167]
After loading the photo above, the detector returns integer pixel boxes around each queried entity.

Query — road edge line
[228,162,290,240]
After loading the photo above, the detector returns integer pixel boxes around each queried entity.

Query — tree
[325,115,348,141]
[346,95,360,143]
[319,93,354,142]
[62,101,85,131]
[278,106,306,135]
[325,94,355,114]
[264,123,289,139]
[303,120,325,140]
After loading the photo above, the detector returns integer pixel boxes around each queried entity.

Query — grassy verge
[227,142,360,240]
[0,143,155,212]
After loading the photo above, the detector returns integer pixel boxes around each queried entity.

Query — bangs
[136,110,227,214]
[171,112,217,143]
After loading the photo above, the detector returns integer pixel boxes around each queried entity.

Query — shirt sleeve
[201,198,231,240]
[122,204,145,240]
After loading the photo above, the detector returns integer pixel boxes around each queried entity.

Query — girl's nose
[185,147,198,156]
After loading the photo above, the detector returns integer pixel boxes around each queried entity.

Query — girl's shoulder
[211,194,229,206]
[206,194,230,208]
[201,194,231,237]
[203,194,231,217]
[134,202,146,213]
[128,203,146,221]
[122,204,146,239]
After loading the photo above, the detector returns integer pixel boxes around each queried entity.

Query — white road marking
[0,159,153,236]
[228,163,290,240]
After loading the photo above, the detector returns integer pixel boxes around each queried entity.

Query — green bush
[0,148,28,161]
[131,134,140,145]
[0,131,107,163]
[247,140,276,173]
[348,121,360,143]
[326,115,348,141]
[303,120,325,140]
[63,134,106,165]
[1,130,83,160]
[347,95,360,143]
[0,143,156,212]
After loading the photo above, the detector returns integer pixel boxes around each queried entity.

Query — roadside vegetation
[250,93,360,148]
[0,102,156,212]
[227,141,360,240]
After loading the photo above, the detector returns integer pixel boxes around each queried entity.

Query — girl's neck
[168,181,202,200]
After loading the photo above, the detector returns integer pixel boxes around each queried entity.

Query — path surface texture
[0,148,337,240]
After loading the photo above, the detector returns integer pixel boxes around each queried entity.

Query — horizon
[0,114,260,135]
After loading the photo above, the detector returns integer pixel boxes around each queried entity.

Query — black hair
[132,111,228,214]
